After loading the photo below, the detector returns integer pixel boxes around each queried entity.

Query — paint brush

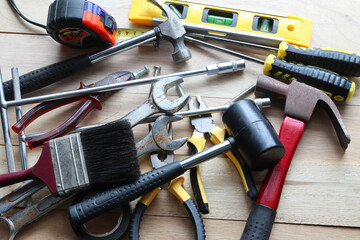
[0,120,140,195]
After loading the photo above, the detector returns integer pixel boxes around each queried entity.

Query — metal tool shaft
[0,68,16,172]
[4,59,245,107]
[185,36,265,64]
[89,30,158,64]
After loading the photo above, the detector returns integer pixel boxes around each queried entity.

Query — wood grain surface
[0,0,359,239]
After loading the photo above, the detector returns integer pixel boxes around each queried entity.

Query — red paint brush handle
[27,96,101,149]
[240,116,305,240]
[0,168,33,187]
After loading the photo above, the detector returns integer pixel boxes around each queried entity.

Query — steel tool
[68,99,285,227]
[185,36,356,102]
[129,116,205,240]
[240,75,351,240]
[3,0,191,100]
[136,114,187,157]
[12,71,132,149]
[0,181,73,240]
[2,59,244,108]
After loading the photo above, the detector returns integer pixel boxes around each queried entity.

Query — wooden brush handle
[0,168,33,187]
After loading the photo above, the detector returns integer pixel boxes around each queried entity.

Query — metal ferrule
[49,133,90,196]
[206,59,245,75]
[180,140,233,170]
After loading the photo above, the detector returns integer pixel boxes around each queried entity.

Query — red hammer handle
[240,116,305,240]
[257,116,305,209]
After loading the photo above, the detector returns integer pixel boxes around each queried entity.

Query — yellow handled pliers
[187,95,258,214]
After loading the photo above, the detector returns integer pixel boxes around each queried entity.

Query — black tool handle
[4,54,92,100]
[187,138,209,214]
[183,198,206,240]
[240,204,276,240]
[129,202,148,240]
[264,55,355,102]
[68,161,185,228]
[278,42,360,77]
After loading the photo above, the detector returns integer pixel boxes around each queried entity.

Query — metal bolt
[130,66,150,80]
[153,65,161,77]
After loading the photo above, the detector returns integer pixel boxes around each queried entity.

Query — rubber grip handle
[11,96,84,134]
[278,42,360,77]
[68,161,185,228]
[264,54,355,102]
[129,202,147,240]
[3,54,92,100]
[183,198,206,240]
[187,132,209,214]
[27,98,99,149]
[240,204,276,240]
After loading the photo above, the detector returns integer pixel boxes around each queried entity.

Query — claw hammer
[240,75,351,240]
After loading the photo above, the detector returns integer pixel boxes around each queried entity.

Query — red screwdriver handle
[240,116,305,240]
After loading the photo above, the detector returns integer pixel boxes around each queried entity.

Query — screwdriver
[185,36,356,102]
[187,33,360,77]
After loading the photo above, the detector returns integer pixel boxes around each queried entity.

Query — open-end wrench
[136,115,187,157]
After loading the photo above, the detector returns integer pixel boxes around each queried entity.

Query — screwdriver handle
[278,42,360,77]
[264,54,356,102]
[3,54,92,100]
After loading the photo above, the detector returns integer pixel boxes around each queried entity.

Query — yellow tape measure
[115,28,151,42]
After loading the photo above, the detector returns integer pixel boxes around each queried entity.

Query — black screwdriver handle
[4,54,92,100]
[264,54,356,102]
[68,161,185,228]
[278,42,360,77]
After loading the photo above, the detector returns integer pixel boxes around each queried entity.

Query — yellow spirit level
[129,0,312,47]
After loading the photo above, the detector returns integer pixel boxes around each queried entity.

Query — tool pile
[0,0,358,239]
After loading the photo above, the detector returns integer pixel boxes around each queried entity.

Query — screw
[153,65,161,77]
[130,66,150,80]
[148,65,162,97]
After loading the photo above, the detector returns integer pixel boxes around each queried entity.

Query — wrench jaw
[152,77,190,113]
[152,115,188,151]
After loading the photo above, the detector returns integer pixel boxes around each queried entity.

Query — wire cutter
[11,71,131,149]
[129,115,205,240]
[187,95,258,214]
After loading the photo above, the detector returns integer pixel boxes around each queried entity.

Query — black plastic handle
[129,201,147,240]
[264,54,355,102]
[183,198,206,240]
[278,42,360,77]
[240,204,277,240]
[187,141,210,214]
[68,161,185,228]
[4,54,92,100]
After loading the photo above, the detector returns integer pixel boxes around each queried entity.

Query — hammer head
[148,0,192,63]
[255,75,351,149]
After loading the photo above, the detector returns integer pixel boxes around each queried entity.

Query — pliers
[187,95,258,214]
[129,115,205,240]
[11,71,131,149]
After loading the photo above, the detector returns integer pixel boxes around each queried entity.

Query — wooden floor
[0,0,359,239]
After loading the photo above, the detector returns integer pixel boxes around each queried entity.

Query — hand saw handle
[3,54,92,100]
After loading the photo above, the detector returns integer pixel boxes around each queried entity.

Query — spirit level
[128,0,312,47]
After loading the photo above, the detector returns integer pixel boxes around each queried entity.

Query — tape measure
[47,0,117,48]
[128,0,312,47]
